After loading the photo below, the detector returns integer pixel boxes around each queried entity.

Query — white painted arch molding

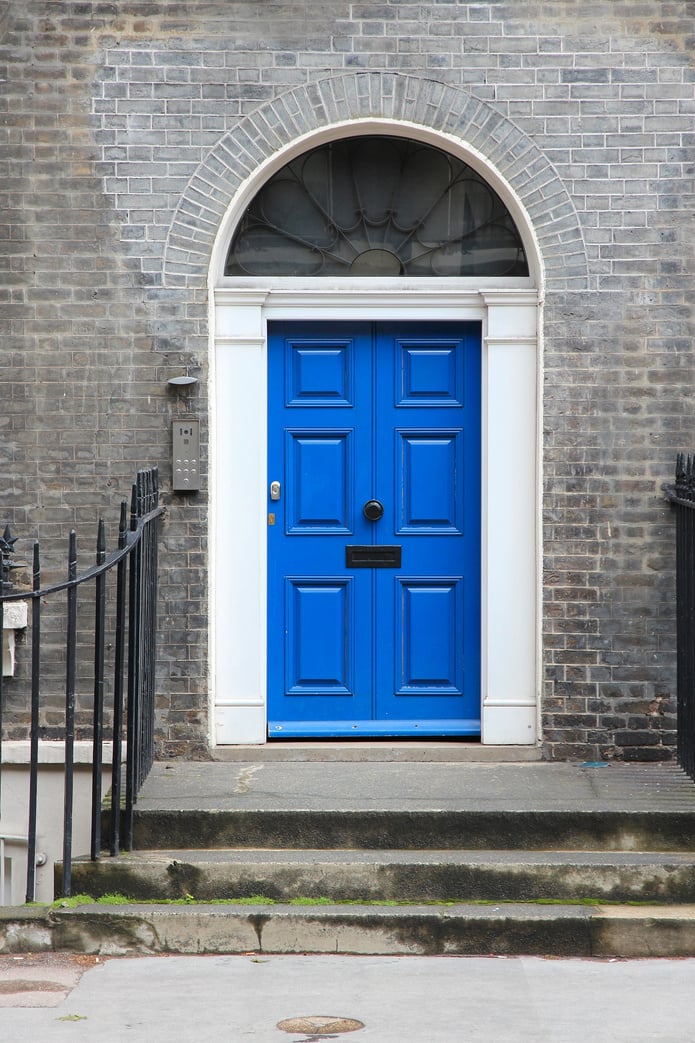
[162,71,589,294]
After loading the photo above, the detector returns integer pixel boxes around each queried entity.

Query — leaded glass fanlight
[225,136,529,278]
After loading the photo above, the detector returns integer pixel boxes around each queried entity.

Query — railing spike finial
[118,499,128,549]
[32,540,40,585]
[680,458,692,502]
[96,517,106,563]
[0,523,18,556]
[672,453,695,504]
[130,482,138,531]
[1,524,25,593]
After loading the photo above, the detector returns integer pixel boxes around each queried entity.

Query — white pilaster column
[212,293,268,743]
[480,291,539,744]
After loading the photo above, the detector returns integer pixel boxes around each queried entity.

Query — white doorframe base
[210,283,539,747]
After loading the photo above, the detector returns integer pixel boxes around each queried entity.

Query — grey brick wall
[1,0,694,760]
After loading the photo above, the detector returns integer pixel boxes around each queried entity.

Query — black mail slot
[346,545,402,568]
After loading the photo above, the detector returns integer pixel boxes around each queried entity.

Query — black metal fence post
[109,500,128,857]
[91,519,106,861]
[124,482,140,852]
[62,531,78,898]
[665,454,695,782]
[0,525,23,809]
[26,542,41,903]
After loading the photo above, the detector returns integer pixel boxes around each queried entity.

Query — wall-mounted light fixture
[167,374,198,388]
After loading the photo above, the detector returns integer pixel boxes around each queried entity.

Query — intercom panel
[172,419,200,492]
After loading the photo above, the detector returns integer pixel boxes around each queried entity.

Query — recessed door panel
[287,339,353,406]
[398,431,463,532]
[286,579,353,695]
[398,341,463,406]
[394,579,463,694]
[268,321,481,737]
[287,431,352,532]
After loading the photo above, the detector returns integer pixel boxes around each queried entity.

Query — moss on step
[46,893,648,909]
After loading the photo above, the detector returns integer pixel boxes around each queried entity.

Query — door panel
[268,321,480,737]
[394,579,464,693]
[397,341,464,406]
[285,579,354,695]
[286,339,354,406]
[287,431,353,531]
[397,431,463,531]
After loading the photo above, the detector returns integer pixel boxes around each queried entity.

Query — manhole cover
[0,981,66,994]
[277,1015,364,1034]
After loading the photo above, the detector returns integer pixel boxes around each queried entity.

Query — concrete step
[119,762,695,853]
[65,849,695,904]
[126,807,695,852]
[5,901,695,958]
[50,762,695,960]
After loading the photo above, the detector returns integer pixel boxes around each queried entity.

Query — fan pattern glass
[225,136,528,278]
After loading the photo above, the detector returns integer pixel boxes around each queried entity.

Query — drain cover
[277,1015,364,1034]
[0,981,66,994]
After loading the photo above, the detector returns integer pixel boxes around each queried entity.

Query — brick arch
[162,71,588,292]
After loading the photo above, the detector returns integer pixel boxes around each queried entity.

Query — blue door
[267,321,481,737]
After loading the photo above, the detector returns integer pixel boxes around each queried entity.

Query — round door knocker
[363,499,384,522]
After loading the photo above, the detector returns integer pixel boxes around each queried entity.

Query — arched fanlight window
[225,136,529,278]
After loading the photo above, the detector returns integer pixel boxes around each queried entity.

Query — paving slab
[3,953,695,1042]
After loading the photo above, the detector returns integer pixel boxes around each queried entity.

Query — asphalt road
[1,952,694,1041]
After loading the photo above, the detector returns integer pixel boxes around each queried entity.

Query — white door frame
[211,282,540,746]
[208,119,542,747]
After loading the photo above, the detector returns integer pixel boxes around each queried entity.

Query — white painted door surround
[209,124,541,747]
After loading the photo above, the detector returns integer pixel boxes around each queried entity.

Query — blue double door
[267,321,481,738]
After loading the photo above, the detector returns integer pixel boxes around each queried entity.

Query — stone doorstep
[63,849,695,905]
[210,743,543,763]
[4,903,695,959]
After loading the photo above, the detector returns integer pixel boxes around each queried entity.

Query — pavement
[1,952,695,1042]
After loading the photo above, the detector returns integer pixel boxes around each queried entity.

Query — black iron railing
[0,468,163,899]
[664,454,695,782]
